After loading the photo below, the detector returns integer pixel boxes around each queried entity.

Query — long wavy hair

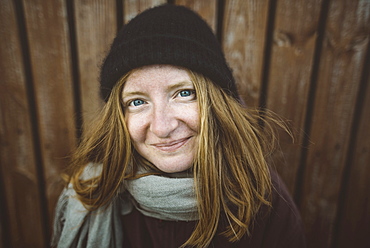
[66,68,287,247]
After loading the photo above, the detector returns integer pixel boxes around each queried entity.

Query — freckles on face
[122,65,199,173]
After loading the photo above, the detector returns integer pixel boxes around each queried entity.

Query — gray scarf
[52,167,198,248]
[125,173,199,221]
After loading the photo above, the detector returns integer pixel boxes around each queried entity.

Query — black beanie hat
[100,4,238,101]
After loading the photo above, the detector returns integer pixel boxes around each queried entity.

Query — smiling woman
[51,4,306,248]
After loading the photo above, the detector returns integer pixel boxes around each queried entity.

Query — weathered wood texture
[0,0,46,247]
[73,0,117,129]
[0,0,369,247]
[336,58,370,248]
[21,0,77,231]
[223,0,269,107]
[299,1,370,247]
[124,0,167,23]
[266,0,323,194]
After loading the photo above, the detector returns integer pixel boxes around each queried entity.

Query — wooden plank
[299,1,370,247]
[0,211,1,248]
[74,0,117,127]
[336,58,370,248]
[266,0,323,193]
[223,0,270,107]
[0,215,2,248]
[21,0,77,228]
[124,0,166,23]
[0,198,6,248]
[0,0,46,247]
[175,0,217,32]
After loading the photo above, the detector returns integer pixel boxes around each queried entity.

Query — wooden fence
[0,0,369,247]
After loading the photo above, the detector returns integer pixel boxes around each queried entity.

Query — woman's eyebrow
[122,90,147,99]
[166,81,194,92]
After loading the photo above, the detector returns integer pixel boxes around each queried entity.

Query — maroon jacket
[121,171,306,248]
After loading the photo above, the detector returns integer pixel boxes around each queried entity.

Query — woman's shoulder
[214,169,306,247]
[252,169,307,247]
[51,183,90,247]
[51,162,126,247]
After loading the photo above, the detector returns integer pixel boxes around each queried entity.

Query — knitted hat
[100,4,238,101]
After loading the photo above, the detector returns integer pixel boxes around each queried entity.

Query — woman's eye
[129,99,145,106]
[178,90,195,97]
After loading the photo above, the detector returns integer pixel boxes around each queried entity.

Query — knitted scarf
[125,173,199,221]
[52,169,198,248]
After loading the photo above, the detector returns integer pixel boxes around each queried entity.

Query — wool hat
[100,4,238,101]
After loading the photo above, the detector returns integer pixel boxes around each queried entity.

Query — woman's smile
[151,136,193,152]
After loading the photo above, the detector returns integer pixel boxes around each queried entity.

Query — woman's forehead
[123,65,193,91]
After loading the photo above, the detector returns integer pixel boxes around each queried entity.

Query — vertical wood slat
[0,212,3,248]
[0,203,2,247]
[123,0,166,24]
[266,0,324,193]
[223,0,270,108]
[74,0,117,128]
[0,0,46,247]
[21,0,77,229]
[300,1,370,247]
[336,64,370,248]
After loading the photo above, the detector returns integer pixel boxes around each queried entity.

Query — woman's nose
[149,104,178,138]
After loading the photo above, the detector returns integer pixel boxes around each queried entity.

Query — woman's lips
[152,137,191,152]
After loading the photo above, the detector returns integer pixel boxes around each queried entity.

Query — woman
[52,4,306,248]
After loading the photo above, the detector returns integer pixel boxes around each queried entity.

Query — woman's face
[122,65,199,173]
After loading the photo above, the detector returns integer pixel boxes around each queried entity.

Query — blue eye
[130,99,145,106]
[179,90,194,97]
